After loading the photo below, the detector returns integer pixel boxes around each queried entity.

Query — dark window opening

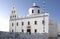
[17,22,18,26]
[38,10,40,13]
[22,29,24,32]
[28,21,30,25]
[14,10,15,13]
[15,15,16,17]
[12,29,13,32]
[42,20,45,25]
[22,22,24,26]
[12,23,14,26]
[35,21,37,25]
[12,10,15,13]
[32,10,34,13]
[35,29,37,33]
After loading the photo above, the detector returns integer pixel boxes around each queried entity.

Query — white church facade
[9,3,58,37]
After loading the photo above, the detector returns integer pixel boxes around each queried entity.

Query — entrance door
[27,29,31,34]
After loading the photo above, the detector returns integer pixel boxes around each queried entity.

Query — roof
[32,6,40,8]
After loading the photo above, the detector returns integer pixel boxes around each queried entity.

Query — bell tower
[10,5,18,19]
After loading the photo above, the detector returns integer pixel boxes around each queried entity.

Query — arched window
[32,10,34,13]
[35,21,37,25]
[28,21,30,25]
[17,22,18,26]
[22,22,24,26]
[38,10,40,13]
[12,10,15,13]
[12,23,14,26]
[35,29,37,33]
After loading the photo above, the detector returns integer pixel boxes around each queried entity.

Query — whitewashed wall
[9,13,49,34]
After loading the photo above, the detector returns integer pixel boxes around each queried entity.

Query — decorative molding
[10,15,48,21]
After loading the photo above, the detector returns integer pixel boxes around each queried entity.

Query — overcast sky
[0,0,60,32]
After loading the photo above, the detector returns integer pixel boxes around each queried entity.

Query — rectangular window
[17,22,18,26]
[15,15,16,18]
[35,21,37,25]
[42,20,45,25]
[14,10,15,13]
[12,29,13,32]
[28,21,30,25]
[38,10,40,13]
[32,10,34,13]
[22,29,24,32]
[22,22,24,26]
[12,23,14,26]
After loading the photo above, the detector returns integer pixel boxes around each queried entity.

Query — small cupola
[32,2,40,8]
[28,2,42,15]
[33,2,37,6]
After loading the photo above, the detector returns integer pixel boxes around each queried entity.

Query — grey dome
[32,6,40,8]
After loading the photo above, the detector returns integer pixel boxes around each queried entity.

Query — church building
[9,3,58,37]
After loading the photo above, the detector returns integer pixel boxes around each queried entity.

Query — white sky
[0,16,9,32]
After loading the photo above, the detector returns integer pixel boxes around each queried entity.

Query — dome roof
[32,6,40,8]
